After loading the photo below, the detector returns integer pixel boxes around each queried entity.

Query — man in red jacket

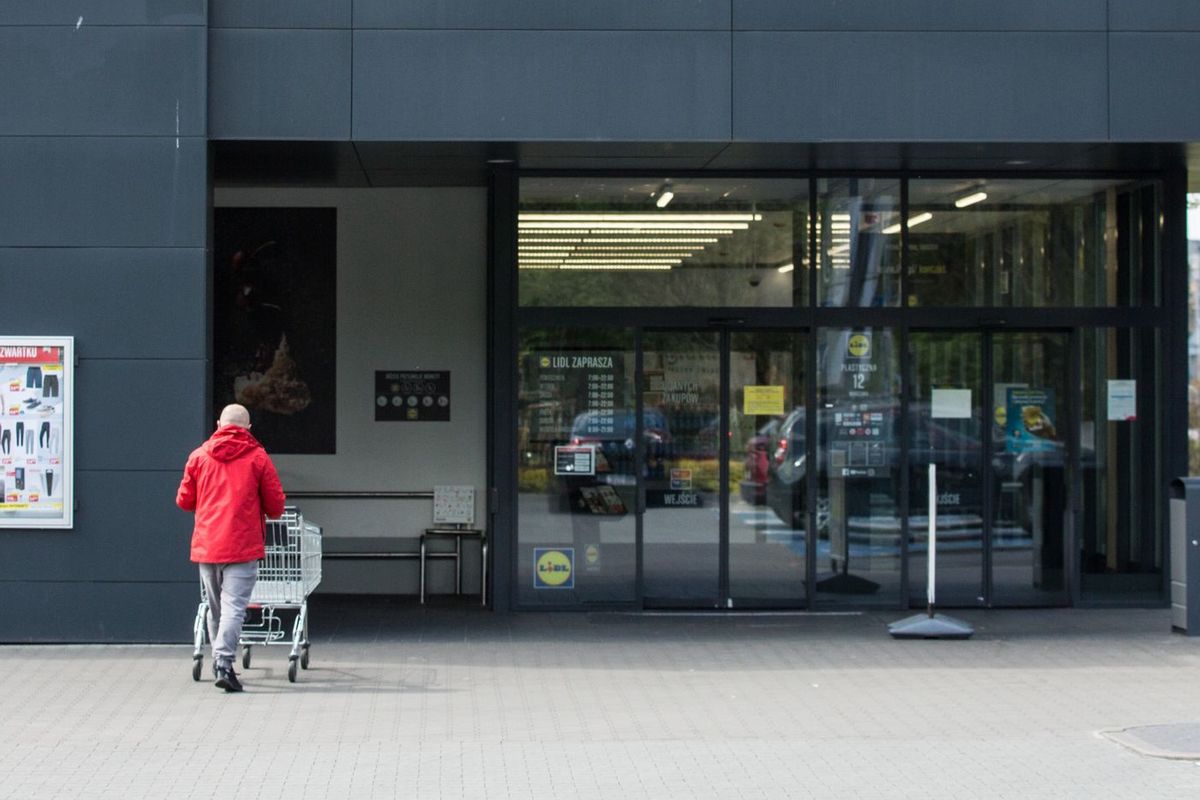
[177,403,285,692]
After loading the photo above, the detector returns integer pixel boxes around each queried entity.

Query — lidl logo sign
[534,548,574,589]
[848,333,871,358]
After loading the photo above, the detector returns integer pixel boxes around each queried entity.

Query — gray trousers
[198,561,257,669]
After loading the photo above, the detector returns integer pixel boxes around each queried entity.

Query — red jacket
[176,425,286,564]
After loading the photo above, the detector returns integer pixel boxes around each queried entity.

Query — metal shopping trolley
[191,507,322,683]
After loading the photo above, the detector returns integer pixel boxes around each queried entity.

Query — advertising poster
[1005,388,1058,454]
[0,337,73,529]
[213,208,337,454]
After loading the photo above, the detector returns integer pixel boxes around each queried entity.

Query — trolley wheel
[287,657,299,683]
[191,656,203,682]
[242,645,252,669]
[300,646,310,670]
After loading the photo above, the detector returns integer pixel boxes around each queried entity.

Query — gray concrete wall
[0,3,208,641]
[214,188,488,596]
[208,0,1200,143]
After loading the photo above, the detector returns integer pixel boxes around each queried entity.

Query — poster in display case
[0,336,73,529]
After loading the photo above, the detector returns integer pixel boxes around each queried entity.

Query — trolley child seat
[191,507,322,683]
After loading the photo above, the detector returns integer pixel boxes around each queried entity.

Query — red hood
[203,425,262,462]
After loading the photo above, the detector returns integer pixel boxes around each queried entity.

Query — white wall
[215,187,488,593]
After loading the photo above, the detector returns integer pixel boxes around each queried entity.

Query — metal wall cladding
[0,26,205,137]
[0,579,196,642]
[732,32,1109,142]
[0,249,206,360]
[1109,0,1200,30]
[0,0,204,25]
[1110,33,1200,140]
[353,0,730,30]
[73,360,207,472]
[352,30,731,141]
[210,0,351,29]
[0,137,206,248]
[733,0,1106,31]
[209,29,351,139]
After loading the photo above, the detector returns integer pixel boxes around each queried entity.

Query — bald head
[218,404,251,429]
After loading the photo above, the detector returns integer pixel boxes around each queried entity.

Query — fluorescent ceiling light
[518,213,761,223]
[954,191,988,208]
[777,263,794,274]
[519,221,748,230]
[560,264,672,271]
[882,212,933,235]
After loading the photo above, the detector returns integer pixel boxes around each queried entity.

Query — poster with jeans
[0,337,73,528]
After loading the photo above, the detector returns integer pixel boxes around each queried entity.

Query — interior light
[954,191,988,208]
[777,263,794,274]
[655,181,674,208]
[519,213,759,223]
[882,212,933,234]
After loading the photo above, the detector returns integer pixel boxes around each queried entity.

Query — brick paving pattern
[2,602,1200,799]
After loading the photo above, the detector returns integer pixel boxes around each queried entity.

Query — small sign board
[433,485,474,525]
[1107,379,1136,421]
[743,385,784,416]
[375,370,450,421]
[554,445,595,476]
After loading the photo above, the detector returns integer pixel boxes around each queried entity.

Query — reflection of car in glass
[739,419,781,505]
[568,408,670,479]
[765,404,984,530]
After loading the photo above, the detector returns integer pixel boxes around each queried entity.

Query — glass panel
[642,331,721,603]
[908,179,1155,307]
[1080,328,1162,601]
[518,178,810,307]
[729,331,807,605]
[516,328,636,605]
[991,332,1070,605]
[908,332,985,607]
[816,327,902,605]
[816,178,900,307]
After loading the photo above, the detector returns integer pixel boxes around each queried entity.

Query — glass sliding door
[908,332,985,607]
[815,328,903,606]
[515,328,638,606]
[728,331,807,606]
[641,331,722,605]
[991,331,1071,606]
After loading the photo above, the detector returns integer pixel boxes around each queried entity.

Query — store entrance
[640,329,807,609]
[907,329,1071,607]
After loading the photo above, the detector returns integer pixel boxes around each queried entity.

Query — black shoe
[214,665,244,693]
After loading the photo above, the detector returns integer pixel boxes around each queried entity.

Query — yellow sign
[848,333,871,358]
[994,405,1007,426]
[534,548,574,588]
[743,385,785,416]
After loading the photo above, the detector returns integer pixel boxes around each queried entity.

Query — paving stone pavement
[3,600,1200,799]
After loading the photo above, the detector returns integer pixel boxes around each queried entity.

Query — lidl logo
[848,333,871,358]
[540,356,551,368]
[534,548,574,589]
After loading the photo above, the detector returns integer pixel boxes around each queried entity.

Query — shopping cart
[191,507,322,683]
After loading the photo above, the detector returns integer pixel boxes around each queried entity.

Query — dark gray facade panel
[732,32,1108,142]
[209,29,351,140]
[74,360,207,472]
[0,27,204,136]
[0,472,195,584]
[353,31,731,141]
[0,1,204,26]
[0,580,195,642]
[0,137,206,247]
[1110,34,1200,140]
[210,0,350,29]
[1110,1,1200,31]
[355,0,730,30]
[733,0,1106,31]
[0,248,206,360]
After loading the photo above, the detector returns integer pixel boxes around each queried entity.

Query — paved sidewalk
[3,600,1200,799]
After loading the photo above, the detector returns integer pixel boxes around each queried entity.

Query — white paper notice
[1107,379,1136,421]
[931,388,972,419]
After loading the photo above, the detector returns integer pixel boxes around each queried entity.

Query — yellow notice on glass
[743,386,785,416]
